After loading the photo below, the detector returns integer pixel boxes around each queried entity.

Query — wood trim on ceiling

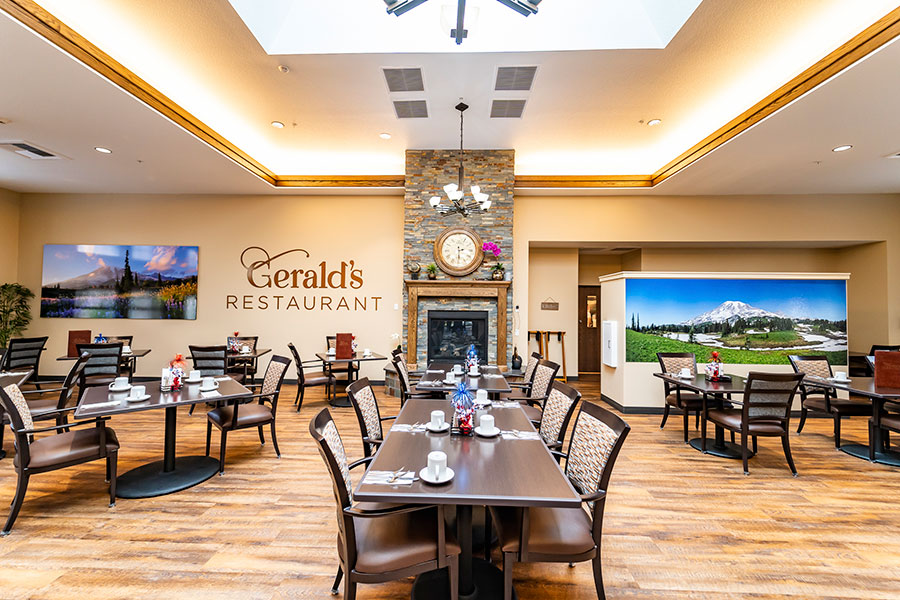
[2,1,898,190]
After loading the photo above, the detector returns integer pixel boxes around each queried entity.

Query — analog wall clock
[434,226,484,276]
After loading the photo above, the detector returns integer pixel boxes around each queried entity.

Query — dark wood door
[578,286,600,373]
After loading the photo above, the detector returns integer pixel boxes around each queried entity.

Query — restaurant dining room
[2,1,900,599]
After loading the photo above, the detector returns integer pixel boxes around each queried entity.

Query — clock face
[434,227,484,276]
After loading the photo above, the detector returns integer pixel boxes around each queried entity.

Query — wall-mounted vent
[495,66,537,91]
[0,141,64,160]
[490,99,526,118]
[383,68,425,92]
[393,100,428,118]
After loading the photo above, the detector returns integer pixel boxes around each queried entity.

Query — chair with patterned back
[18,352,90,431]
[325,335,356,387]
[0,382,119,535]
[490,400,630,600]
[656,352,705,442]
[75,342,123,398]
[705,372,804,475]
[392,354,437,406]
[346,378,396,458]
[309,408,460,600]
[513,359,560,423]
[789,354,870,447]
[206,355,290,474]
[1,336,49,388]
[537,381,582,451]
[507,351,542,392]
[287,343,334,412]
[105,336,135,380]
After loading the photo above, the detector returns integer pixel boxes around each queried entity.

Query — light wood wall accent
[274,175,405,188]
[405,279,510,367]
[514,175,653,188]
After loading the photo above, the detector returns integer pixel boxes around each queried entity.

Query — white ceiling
[0,0,899,195]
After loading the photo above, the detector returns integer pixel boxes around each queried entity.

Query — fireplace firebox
[427,310,488,364]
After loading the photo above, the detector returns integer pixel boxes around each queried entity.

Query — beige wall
[0,187,20,282]
[578,254,622,284]
[17,194,404,379]
[835,242,889,353]
[639,247,836,272]
[527,248,579,375]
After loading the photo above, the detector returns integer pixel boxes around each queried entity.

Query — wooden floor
[2,380,899,600]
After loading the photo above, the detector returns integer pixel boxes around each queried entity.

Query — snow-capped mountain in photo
[681,300,782,326]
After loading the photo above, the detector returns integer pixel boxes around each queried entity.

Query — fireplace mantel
[404,279,510,367]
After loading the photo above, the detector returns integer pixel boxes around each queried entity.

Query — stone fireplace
[427,310,488,364]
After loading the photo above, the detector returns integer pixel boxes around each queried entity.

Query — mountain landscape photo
[625,278,848,365]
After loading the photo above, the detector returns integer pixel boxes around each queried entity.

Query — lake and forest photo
[40,244,199,319]
[625,278,848,365]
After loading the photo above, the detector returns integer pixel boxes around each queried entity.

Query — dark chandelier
[429,102,491,217]
[385,0,541,45]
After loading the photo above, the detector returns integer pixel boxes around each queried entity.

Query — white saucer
[426,422,450,433]
[678,375,694,380]
[184,378,202,384]
[443,379,456,385]
[419,466,455,485]
[474,400,492,408]
[199,383,220,392]
[108,383,131,393]
[126,394,151,402]
[829,377,852,383]
[474,426,500,438]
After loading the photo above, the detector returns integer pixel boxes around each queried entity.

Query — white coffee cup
[480,414,495,433]
[834,371,848,381]
[679,367,691,378]
[113,376,129,389]
[444,373,455,384]
[431,410,445,429]
[240,344,249,354]
[122,345,132,354]
[476,389,488,403]
[189,370,201,381]
[469,366,479,376]
[428,451,447,480]
[202,376,216,389]
[453,364,463,374]
[363,348,371,355]
[129,385,145,399]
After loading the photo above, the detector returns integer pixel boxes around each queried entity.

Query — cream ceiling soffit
[2,0,899,191]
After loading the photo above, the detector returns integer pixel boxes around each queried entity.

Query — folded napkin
[501,430,542,441]
[0,371,31,377]
[482,373,504,378]
[363,470,417,485]
[425,369,445,374]
[83,399,122,409]
[418,380,445,387]
[390,423,428,433]
[492,401,521,408]
[214,376,231,381]
[201,390,222,399]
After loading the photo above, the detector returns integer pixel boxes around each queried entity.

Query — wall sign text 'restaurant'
[226,247,382,311]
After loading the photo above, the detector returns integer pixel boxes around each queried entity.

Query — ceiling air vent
[490,99,526,118]
[495,66,537,91]
[0,141,64,160]
[383,67,425,92]
[393,100,428,119]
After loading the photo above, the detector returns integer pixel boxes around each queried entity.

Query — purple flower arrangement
[482,241,502,258]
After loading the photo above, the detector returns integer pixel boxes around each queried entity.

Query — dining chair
[703,372,804,476]
[346,378,396,458]
[105,335,135,381]
[0,383,119,536]
[789,354,871,447]
[506,351,543,393]
[226,335,259,383]
[287,343,334,412]
[489,401,630,600]
[656,352,705,442]
[392,354,438,406]
[866,345,900,375]
[325,335,357,392]
[537,381,582,451]
[205,354,290,474]
[75,342,123,398]
[509,359,560,423]
[1,336,48,389]
[309,408,460,600]
[18,352,90,431]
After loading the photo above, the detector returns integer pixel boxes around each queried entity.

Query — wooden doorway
[578,286,600,374]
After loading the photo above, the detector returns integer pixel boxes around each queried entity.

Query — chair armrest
[523,395,548,407]
[361,437,383,447]
[380,415,397,422]
[21,387,66,395]
[348,456,374,470]
[546,440,562,450]
[509,382,531,389]
[26,406,78,417]
[344,503,435,519]
[549,449,567,461]
[19,416,109,435]
[580,490,607,503]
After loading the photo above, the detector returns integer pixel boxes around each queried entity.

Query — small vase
[491,269,504,280]
[427,271,437,280]
[511,347,522,370]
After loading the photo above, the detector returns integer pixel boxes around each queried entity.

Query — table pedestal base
[411,558,515,600]
[116,455,220,499]
[840,443,900,467]
[689,438,754,460]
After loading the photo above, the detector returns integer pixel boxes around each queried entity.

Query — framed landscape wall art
[41,244,198,319]
[625,278,847,365]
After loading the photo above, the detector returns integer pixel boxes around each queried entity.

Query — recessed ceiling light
[379,132,392,140]
[94,146,112,154]
[271,121,285,129]
[647,118,662,126]
[832,144,852,152]
[277,65,290,74]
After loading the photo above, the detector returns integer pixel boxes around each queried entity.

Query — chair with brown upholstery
[75,342,123,398]
[392,354,438,406]
[309,408,460,600]
[205,355,290,474]
[510,359,560,423]
[1,383,119,536]
[537,381,582,451]
[704,372,804,476]
[789,354,871,447]
[105,336,135,381]
[657,352,705,438]
[287,343,334,412]
[1,336,49,388]
[227,335,260,382]
[346,378,396,458]
[489,401,630,600]
[325,335,357,387]
[19,353,90,430]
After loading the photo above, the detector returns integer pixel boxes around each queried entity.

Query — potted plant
[426,263,438,280]
[482,242,505,280]
[0,283,35,349]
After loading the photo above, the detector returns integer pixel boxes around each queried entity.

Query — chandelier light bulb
[470,185,480,195]
[448,190,464,201]
[429,196,442,207]
[481,200,492,210]
[443,183,459,195]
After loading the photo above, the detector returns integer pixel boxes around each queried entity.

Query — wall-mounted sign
[541,297,559,311]
[225,246,382,312]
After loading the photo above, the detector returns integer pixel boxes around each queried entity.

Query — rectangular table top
[416,363,512,394]
[353,398,581,508]
[226,348,271,360]
[807,375,900,400]
[0,370,34,388]
[315,351,387,363]
[654,372,748,395]
[58,349,152,360]
[74,377,252,419]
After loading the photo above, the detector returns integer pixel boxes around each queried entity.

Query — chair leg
[343,579,357,600]
[108,452,117,507]
[833,413,842,449]
[752,436,758,454]
[659,404,670,429]
[331,566,342,595]
[741,432,749,476]
[294,385,301,406]
[592,551,606,600]
[189,403,196,416]
[695,409,700,429]
[2,472,29,536]
[782,434,798,476]
[206,421,212,456]
[258,425,265,445]
[218,431,228,475]
[484,506,493,562]
[270,421,281,458]
[797,406,808,433]
[682,408,689,443]
[448,552,459,600]
[730,430,735,444]
[503,552,514,600]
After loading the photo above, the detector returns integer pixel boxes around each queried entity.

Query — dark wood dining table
[415,362,512,397]
[354,397,580,599]
[57,349,152,361]
[654,372,752,459]
[226,347,271,382]
[0,369,34,460]
[75,377,252,498]
[315,351,387,407]
[807,375,900,467]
